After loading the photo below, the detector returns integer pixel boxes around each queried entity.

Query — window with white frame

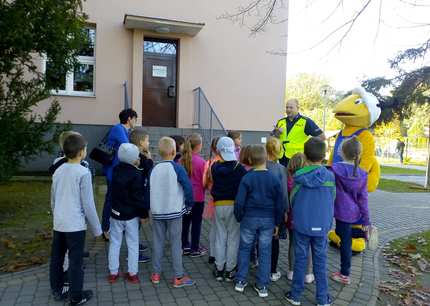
[45,26,96,96]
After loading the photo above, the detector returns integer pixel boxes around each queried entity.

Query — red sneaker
[107,273,120,284]
[173,275,195,288]
[151,273,161,284]
[330,271,351,285]
[125,273,140,284]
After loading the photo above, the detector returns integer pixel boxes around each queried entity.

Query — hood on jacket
[331,162,367,192]
[294,165,333,188]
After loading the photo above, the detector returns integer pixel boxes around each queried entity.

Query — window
[45,26,96,96]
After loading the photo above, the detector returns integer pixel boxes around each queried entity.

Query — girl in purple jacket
[330,136,370,285]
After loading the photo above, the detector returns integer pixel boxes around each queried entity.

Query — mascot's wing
[357,130,380,192]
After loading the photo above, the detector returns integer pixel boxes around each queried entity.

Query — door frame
[142,36,180,127]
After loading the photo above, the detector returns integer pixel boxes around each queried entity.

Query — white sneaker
[270,271,282,282]
[305,273,315,284]
[287,271,294,280]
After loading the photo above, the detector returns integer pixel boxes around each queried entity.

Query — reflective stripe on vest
[277,117,309,159]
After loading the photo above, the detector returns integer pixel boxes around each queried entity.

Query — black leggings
[271,237,280,273]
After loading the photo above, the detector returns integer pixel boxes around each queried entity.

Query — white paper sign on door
[152,65,167,78]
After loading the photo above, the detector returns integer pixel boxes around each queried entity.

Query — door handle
[167,85,176,98]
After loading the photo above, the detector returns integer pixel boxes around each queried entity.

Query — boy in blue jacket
[234,145,283,298]
[285,137,335,306]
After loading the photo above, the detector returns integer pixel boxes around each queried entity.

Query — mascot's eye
[355,98,363,105]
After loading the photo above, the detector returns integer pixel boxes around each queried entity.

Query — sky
[286,0,430,91]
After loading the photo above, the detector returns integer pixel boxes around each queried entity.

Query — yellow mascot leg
[328,230,366,253]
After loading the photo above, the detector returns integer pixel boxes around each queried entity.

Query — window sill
[50,91,96,98]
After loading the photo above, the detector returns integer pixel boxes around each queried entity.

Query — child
[181,133,207,257]
[150,137,195,287]
[228,130,242,159]
[234,145,283,298]
[129,128,154,261]
[49,131,90,175]
[108,143,149,284]
[170,135,185,163]
[203,137,221,264]
[284,137,335,306]
[239,145,253,171]
[265,137,289,282]
[211,136,248,282]
[286,153,315,284]
[49,134,102,305]
[330,136,370,285]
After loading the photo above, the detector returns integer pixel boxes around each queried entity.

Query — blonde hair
[287,152,307,175]
[341,136,362,176]
[266,137,281,160]
[59,131,81,150]
[129,127,149,147]
[182,133,202,176]
[249,145,267,166]
[239,145,252,166]
[159,137,176,159]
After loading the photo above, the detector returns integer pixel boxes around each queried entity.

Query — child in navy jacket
[234,145,283,298]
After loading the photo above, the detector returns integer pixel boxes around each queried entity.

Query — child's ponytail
[182,137,193,177]
[341,136,362,177]
[182,133,203,177]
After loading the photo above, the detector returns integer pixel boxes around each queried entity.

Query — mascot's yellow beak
[333,94,370,127]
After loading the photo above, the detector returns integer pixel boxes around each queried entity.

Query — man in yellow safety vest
[274,99,325,167]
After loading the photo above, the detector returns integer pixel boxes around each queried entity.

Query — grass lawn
[380,165,426,176]
[0,178,105,273]
[378,178,429,193]
[389,230,430,261]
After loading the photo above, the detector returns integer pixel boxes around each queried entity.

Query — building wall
[33,0,288,131]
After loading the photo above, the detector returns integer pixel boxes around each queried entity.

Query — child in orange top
[203,137,221,264]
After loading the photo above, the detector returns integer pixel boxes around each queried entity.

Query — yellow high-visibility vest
[277,117,309,159]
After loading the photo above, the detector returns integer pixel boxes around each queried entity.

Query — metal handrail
[192,87,227,133]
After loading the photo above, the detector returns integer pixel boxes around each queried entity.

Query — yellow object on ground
[328,230,366,253]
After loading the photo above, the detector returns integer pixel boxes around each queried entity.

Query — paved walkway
[381,174,426,186]
[1,191,429,306]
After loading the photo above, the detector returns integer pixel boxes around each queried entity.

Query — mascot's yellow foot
[328,230,366,253]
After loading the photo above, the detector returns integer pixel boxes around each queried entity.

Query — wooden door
[142,39,177,127]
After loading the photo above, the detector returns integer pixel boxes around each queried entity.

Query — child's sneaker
[139,243,148,252]
[208,256,215,264]
[305,273,315,284]
[287,270,294,281]
[270,271,282,282]
[224,269,236,282]
[70,290,93,306]
[213,268,224,281]
[52,286,69,301]
[150,273,160,284]
[317,295,333,306]
[330,271,351,285]
[253,284,268,298]
[107,273,120,284]
[173,275,195,288]
[183,247,191,256]
[284,291,301,305]
[190,247,208,258]
[138,254,151,263]
[234,280,248,293]
[125,273,140,284]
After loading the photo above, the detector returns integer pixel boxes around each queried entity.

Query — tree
[0,0,88,181]
[285,73,342,131]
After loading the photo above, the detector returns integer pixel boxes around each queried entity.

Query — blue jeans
[335,219,352,276]
[182,201,204,251]
[101,179,112,232]
[291,231,330,305]
[235,217,274,287]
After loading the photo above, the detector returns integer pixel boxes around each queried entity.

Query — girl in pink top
[181,133,207,257]
[203,137,221,264]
